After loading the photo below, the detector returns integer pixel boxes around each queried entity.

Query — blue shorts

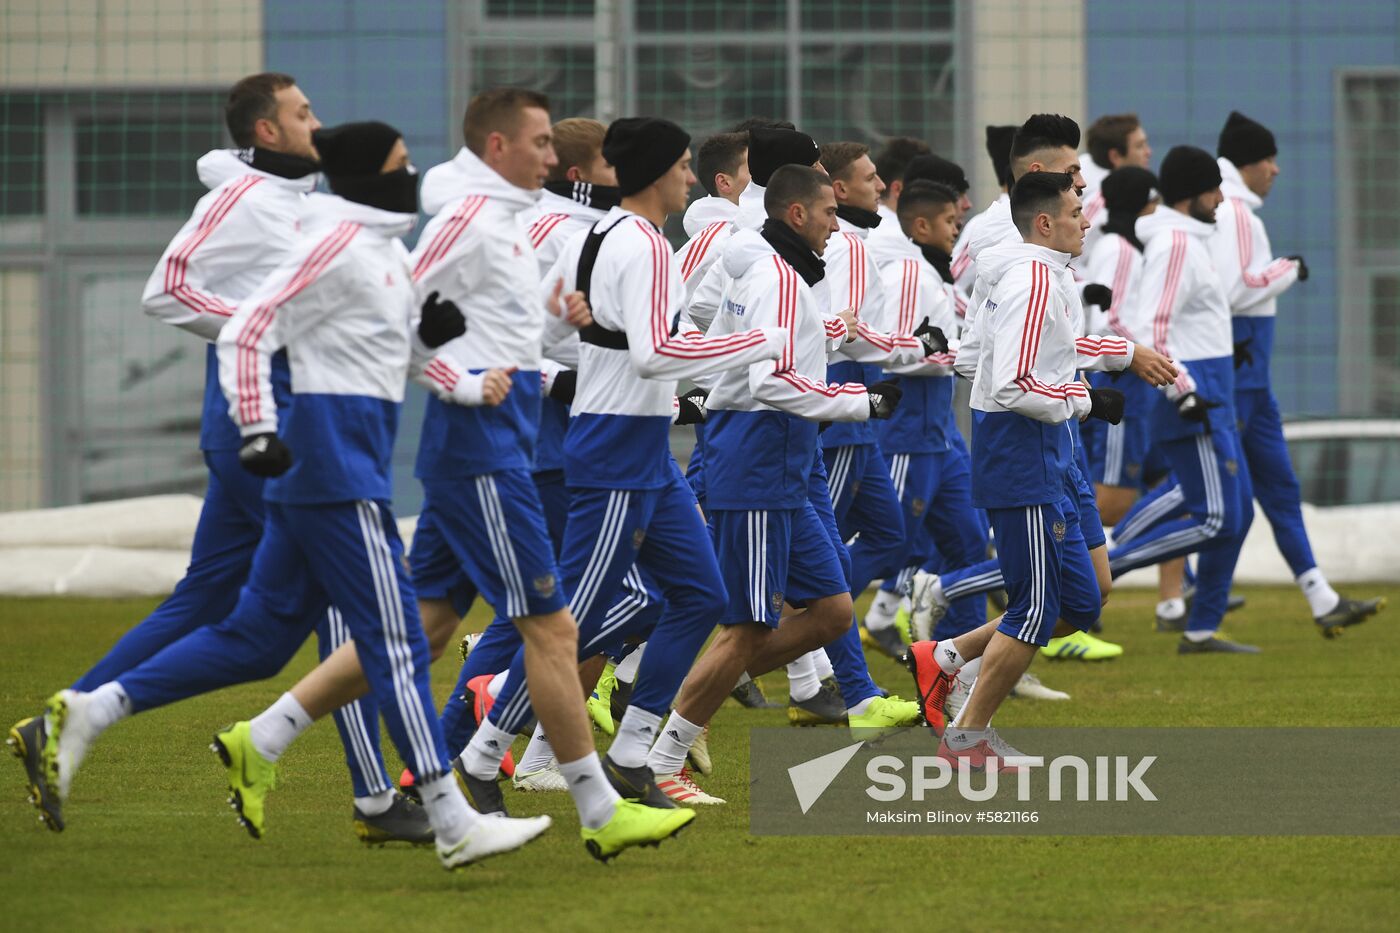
[411,470,567,620]
[989,497,1101,647]
[1068,456,1106,551]
[1084,372,1154,489]
[710,501,848,628]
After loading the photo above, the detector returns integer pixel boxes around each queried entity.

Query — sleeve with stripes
[1211,201,1298,312]
[217,225,358,436]
[619,224,785,381]
[1074,334,1135,372]
[987,263,1092,424]
[1138,233,1196,400]
[141,177,270,342]
[406,312,491,408]
[879,260,956,376]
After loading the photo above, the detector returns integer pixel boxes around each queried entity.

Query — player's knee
[810,593,854,642]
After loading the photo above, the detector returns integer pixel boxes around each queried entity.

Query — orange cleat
[901,641,956,736]
[465,674,515,779]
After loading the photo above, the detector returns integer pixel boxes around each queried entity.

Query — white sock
[487,670,508,699]
[812,648,834,681]
[559,753,621,830]
[462,720,516,780]
[944,726,987,750]
[935,641,964,674]
[84,682,132,738]
[1297,568,1341,617]
[787,652,821,702]
[646,711,703,776]
[614,644,644,684]
[865,589,902,628]
[1184,629,1214,643]
[609,706,663,769]
[956,655,983,687]
[847,697,875,717]
[355,788,394,817]
[1157,597,1186,620]
[249,692,313,762]
[516,723,555,775]
[419,772,477,844]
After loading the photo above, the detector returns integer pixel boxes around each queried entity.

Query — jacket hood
[683,195,739,237]
[1080,152,1110,193]
[736,181,767,231]
[966,195,1018,258]
[302,191,418,239]
[1136,204,1218,243]
[420,146,541,216]
[1217,156,1261,209]
[880,230,923,262]
[537,186,607,222]
[975,241,1073,291]
[721,227,779,279]
[196,149,318,194]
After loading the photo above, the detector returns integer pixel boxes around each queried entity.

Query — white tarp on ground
[0,496,1394,598]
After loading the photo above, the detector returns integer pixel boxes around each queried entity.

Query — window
[76,110,226,216]
[0,98,44,217]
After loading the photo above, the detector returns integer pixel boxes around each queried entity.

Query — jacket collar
[303,191,418,239]
[1217,156,1262,209]
[196,149,319,195]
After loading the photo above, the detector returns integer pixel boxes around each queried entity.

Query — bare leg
[1094,484,1138,527]
[1158,557,1186,601]
[955,633,1038,730]
[1089,545,1112,606]
[514,609,593,763]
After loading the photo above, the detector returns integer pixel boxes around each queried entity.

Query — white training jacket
[1210,157,1300,318]
[949,194,1012,294]
[541,207,785,419]
[1082,229,1146,340]
[142,149,316,342]
[683,181,768,331]
[705,229,870,422]
[876,233,959,377]
[969,242,1133,424]
[524,187,611,370]
[824,216,926,365]
[683,194,739,238]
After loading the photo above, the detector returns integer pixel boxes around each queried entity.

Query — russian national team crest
[533,574,557,598]
[911,498,927,518]
[772,591,785,615]
[1225,459,1239,476]
[632,528,647,549]
[1052,520,1067,542]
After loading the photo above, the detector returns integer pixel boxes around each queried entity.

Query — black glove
[1087,387,1125,424]
[913,317,949,355]
[675,388,708,426]
[1286,254,1309,282]
[1176,392,1221,424]
[548,369,577,406]
[1082,284,1113,309]
[1233,338,1254,370]
[418,290,466,349]
[868,379,903,419]
[238,433,293,477]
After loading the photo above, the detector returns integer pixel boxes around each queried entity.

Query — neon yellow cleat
[211,721,278,840]
[587,661,618,735]
[581,798,696,862]
[849,694,922,739]
[893,605,913,646]
[1041,630,1124,661]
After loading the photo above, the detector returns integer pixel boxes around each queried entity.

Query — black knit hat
[904,154,969,193]
[985,125,1017,187]
[312,121,403,178]
[1217,110,1277,167]
[748,127,820,187]
[1100,165,1159,217]
[603,117,691,197]
[1159,145,1222,204]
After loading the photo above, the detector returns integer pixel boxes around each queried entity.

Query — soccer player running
[681,130,749,238]
[1079,113,1153,255]
[1209,111,1384,635]
[8,74,425,845]
[38,121,554,868]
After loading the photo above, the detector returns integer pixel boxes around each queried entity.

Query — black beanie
[985,125,1017,187]
[1100,165,1158,217]
[748,127,820,187]
[1158,145,1222,204]
[1217,110,1277,167]
[603,117,691,197]
[312,121,402,179]
[904,154,969,193]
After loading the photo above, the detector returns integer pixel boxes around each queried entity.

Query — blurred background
[1,0,1397,521]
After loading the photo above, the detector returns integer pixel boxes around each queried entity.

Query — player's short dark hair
[730,116,796,134]
[764,164,832,218]
[1010,171,1076,236]
[696,132,749,196]
[225,72,297,148]
[873,136,931,193]
[818,141,871,182]
[1010,114,1081,179]
[463,88,551,156]
[1087,113,1141,170]
[896,180,959,232]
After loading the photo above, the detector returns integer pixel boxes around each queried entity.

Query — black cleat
[1177,634,1261,654]
[1155,611,1188,633]
[455,758,509,816]
[8,716,62,832]
[864,625,907,661]
[788,680,848,725]
[601,754,676,809]
[354,792,435,846]
[730,678,779,709]
[609,678,634,725]
[1316,596,1386,639]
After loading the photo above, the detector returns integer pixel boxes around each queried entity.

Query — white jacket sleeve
[141,181,273,342]
[1212,200,1299,312]
[954,272,996,381]
[986,264,1092,424]
[1137,236,1197,400]
[880,258,956,376]
[684,259,727,334]
[1074,335,1134,372]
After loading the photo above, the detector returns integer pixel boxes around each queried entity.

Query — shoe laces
[983,727,1022,760]
[1018,672,1044,687]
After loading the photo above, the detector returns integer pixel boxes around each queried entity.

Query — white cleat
[654,767,726,805]
[42,690,96,802]
[512,766,568,792]
[944,674,972,722]
[687,724,712,776]
[1008,672,1069,701]
[437,814,552,869]
[909,571,948,643]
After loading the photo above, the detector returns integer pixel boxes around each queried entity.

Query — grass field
[2,585,1398,931]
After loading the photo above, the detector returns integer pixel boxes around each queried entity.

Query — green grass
[2,586,1398,931]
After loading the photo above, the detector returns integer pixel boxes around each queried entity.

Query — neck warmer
[329,167,419,215]
[240,146,320,180]
[544,179,621,212]
[836,203,882,230]
[1102,212,1144,252]
[761,217,825,287]
[920,244,955,283]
